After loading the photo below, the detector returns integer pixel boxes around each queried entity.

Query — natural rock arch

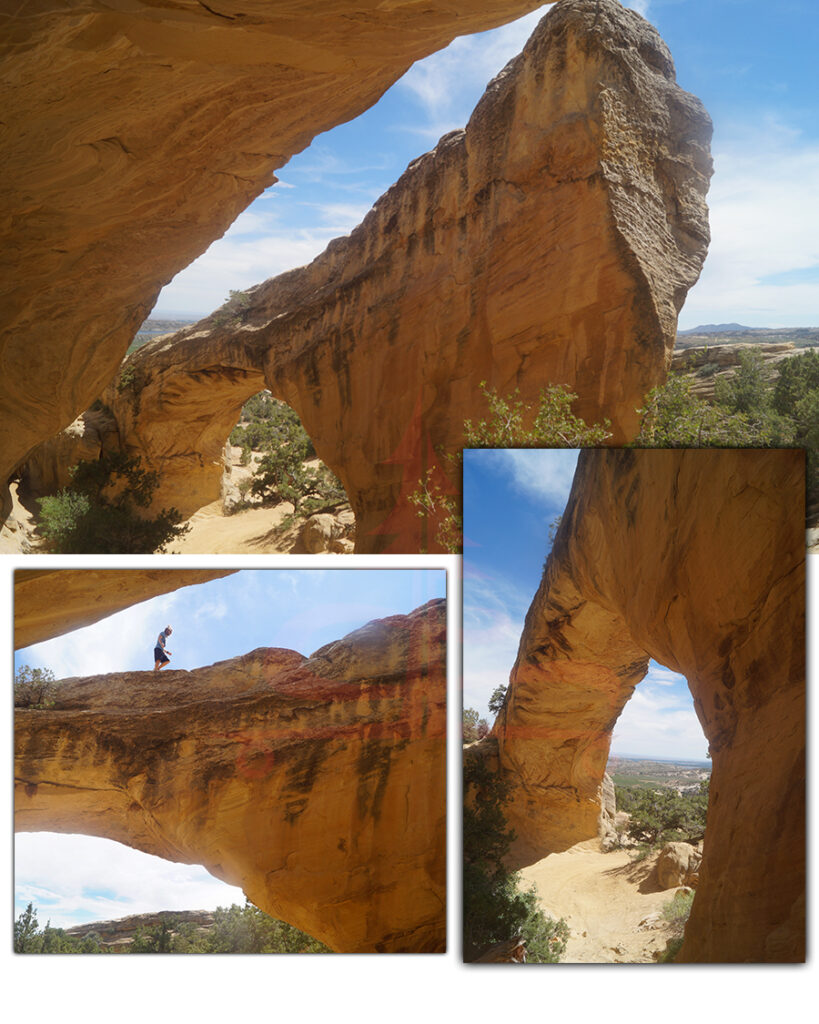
[15,599,447,953]
[2,0,552,521]
[493,449,805,962]
[18,1,713,552]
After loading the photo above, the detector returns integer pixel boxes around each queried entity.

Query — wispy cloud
[611,664,707,761]
[682,120,819,327]
[15,834,245,929]
[398,10,544,140]
[480,449,579,507]
[17,592,182,678]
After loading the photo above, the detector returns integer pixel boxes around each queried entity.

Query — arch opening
[463,447,805,963]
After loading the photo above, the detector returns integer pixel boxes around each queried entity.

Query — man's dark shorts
[154,646,169,665]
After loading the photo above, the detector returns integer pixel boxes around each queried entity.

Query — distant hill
[679,323,752,334]
[675,325,819,349]
[127,317,196,355]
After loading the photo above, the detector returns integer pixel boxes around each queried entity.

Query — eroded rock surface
[1,0,547,513]
[494,450,805,962]
[14,569,236,651]
[24,0,711,551]
[15,600,447,953]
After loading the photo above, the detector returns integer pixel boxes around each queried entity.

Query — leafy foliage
[636,349,819,511]
[463,752,569,963]
[212,288,252,327]
[14,904,105,954]
[658,888,696,962]
[230,393,347,516]
[463,707,489,743]
[411,382,611,552]
[616,781,709,848]
[14,665,58,709]
[488,685,507,718]
[37,452,190,554]
[14,901,329,955]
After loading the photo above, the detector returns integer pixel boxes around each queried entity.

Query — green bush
[411,382,611,553]
[463,751,569,963]
[37,452,190,554]
[616,781,709,848]
[14,665,58,709]
[636,348,819,513]
[14,904,105,954]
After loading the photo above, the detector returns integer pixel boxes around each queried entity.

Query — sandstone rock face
[1,0,548,516]
[14,569,236,651]
[494,450,805,962]
[65,909,216,953]
[23,0,711,552]
[673,341,811,400]
[656,842,701,890]
[15,600,447,953]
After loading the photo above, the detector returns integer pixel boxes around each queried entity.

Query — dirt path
[520,840,683,963]
[168,500,298,554]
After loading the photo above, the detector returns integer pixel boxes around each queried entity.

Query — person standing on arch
[153,626,173,671]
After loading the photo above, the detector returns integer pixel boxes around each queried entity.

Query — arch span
[17,1,712,551]
[494,449,805,962]
[15,600,447,953]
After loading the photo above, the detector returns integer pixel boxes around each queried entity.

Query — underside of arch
[494,449,805,962]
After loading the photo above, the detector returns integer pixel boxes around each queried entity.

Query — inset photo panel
[462,448,804,964]
[13,568,447,954]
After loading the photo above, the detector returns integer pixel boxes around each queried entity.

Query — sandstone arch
[494,449,805,962]
[14,569,237,651]
[2,0,553,518]
[20,1,713,552]
[15,599,447,953]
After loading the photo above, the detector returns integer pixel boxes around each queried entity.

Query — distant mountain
[679,323,752,334]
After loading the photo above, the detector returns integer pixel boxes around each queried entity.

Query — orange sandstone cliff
[1,0,547,522]
[26,0,712,552]
[15,599,447,953]
[492,449,805,962]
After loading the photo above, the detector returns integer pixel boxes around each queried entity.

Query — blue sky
[155,1,818,329]
[14,569,446,929]
[462,449,707,761]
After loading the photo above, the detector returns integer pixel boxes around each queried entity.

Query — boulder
[656,842,702,889]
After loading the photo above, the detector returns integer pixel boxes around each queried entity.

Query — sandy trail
[520,840,683,963]
[168,500,299,554]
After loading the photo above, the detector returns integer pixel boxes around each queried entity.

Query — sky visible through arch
[154,0,819,329]
[462,449,708,762]
[14,569,446,929]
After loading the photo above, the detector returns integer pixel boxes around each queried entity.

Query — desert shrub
[463,751,569,963]
[14,665,58,709]
[126,902,329,954]
[463,707,489,744]
[212,289,251,327]
[411,382,611,553]
[617,781,709,848]
[658,888,696,963]
[488,685,507,718]
[37,452,189,554]
[636,349,819,513]
[14,904,105,954]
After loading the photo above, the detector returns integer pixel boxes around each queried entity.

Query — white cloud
[18,591,181,678]
[481,449,579,507]
[15,833,245,929]
[682,123,819,328]
[625,0,652,18]
[398,9,544,140]
[611,667,707,761]
[462,567,535,716]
